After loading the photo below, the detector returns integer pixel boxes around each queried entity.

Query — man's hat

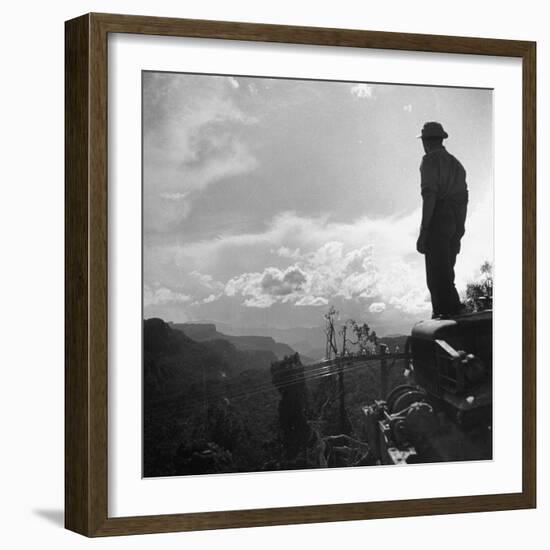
[417,121,449,139]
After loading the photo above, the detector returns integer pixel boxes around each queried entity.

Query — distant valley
[171,322,316,364]
[143,317,409,477]
[186,321,409,361]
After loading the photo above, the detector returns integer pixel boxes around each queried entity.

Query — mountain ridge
[172,322,298,360]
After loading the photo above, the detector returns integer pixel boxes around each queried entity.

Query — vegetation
[464,261,493,312]
[143,314,408,477]
[143,318,280,476]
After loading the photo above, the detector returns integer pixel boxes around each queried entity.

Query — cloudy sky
[143,71,493,334]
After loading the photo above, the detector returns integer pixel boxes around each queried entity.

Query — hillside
[144,318,278,401]
[213,321,409,361]
[172,322,296,360]
[144,318,280,477]
[143,318,409,478]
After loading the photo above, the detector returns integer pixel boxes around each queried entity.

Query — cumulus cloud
[178,209,417,273]
[350,83,373,99]
[143,269,227,316]
[147,191,491,318]
[295,296,329,307]
[389,289,431,315]
[201,294,219,304]
[144,285,190,307]
[226,266,308,307]
[222,237,430,314]
[154,209,432,314]
[305,242,378,300]
[368,302,386,313]
[261,266,307,295]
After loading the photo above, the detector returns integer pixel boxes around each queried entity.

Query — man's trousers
[425,235,462,317]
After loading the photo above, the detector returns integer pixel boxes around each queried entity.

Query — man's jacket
[420,146,468,244]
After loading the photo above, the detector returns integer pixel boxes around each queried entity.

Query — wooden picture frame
[65,12,536,537]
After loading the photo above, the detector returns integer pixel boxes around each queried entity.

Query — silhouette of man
[416,122,468,318]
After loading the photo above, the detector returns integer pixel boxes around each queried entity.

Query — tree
[464,261,493,312]
[270,353,311,459]
[324,306,339,359]
[347,320,378,355]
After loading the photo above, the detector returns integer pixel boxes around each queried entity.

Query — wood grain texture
[521,42,537,508]
[64,12,537,537]
[65,14,91,535]
[92,12,533,56]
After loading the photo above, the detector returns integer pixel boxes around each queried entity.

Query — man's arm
[451,199,468,254]
[417,155,439,254]
[420,194,437,232]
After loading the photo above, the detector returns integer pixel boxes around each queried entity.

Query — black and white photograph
[0,0,543,544]
[142,71,494,478]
